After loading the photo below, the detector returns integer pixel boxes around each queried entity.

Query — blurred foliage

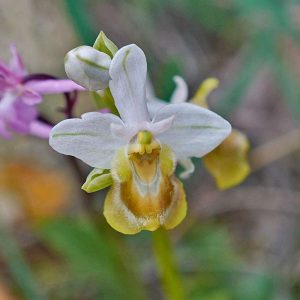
[38,217,146,300]
[0,223,45,300]
[65,0,300,118]
[180,224,275,300]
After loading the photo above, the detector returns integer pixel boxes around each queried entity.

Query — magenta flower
[0,45,83,139]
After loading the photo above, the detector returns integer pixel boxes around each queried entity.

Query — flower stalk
[152,228,186,300]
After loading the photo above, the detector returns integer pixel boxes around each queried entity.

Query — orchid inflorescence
[49,32,232,234]
[0,45,83,139]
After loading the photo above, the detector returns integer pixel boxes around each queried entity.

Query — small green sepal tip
[82,168,113,193]
[93,31,118,58]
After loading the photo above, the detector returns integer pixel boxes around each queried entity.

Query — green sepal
[82,168,113,193]
[93,31,118,58]
[93,89,119,116]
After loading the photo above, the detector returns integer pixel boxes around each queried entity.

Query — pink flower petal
[22,89,43,105]
[0,120,11,139]
[29,120,52,138]
[25,79,85,94]
[9,44,27,78]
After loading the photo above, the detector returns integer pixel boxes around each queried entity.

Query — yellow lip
[103,133,187,234]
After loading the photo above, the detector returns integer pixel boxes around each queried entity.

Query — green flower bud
[93,31,118,58]
[82,168,112,193]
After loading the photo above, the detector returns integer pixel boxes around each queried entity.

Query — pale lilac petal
[9,45,27,77]
[25,79,85,94]
[153,103,231,159]
[50,112,125,169]
[0,92,17,117]
[22,89,42,105]
[10,99,37,133]
[0,120,11,139]
[109,44,150,125]
[0,60,12,78]
[170,76,188,104]
[29,120,52,138]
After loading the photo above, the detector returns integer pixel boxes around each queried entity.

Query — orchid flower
[148,76,251,188]
[49,44,231,234]
[0,45,83,139]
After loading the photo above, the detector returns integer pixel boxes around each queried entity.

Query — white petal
[64,46,111,91]
[147,97,167,118]
[149,116,174,135]
[49,112,125,169]
[170,76,188,104]
[146,75,155,99]
[153,103,231,159]
[178,158,195,179]
[109,44,150,125]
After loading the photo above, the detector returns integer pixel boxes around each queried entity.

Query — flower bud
[64,46,111,91]
[93,31,118,58]
[82,168,112,193]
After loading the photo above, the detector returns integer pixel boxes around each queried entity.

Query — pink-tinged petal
[0,92,17,116]
[0,92,36,136]
[0,77,9,91]
[0,60,12,77]
[9,44,27,77]
[99,108,110,114]
[29,120,52,138]
[9,99,37,134]
[25,79,85,94]
[109,44,150,125]
[0,120,11,139]
[22,89,43,105]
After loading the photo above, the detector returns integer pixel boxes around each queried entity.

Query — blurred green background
[1,0,300,299]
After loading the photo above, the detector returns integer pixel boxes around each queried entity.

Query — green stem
[152,228,186,300]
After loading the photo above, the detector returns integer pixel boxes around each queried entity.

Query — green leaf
[64,0,97,45]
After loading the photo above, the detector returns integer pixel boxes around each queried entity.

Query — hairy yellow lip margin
[103,132,187,234]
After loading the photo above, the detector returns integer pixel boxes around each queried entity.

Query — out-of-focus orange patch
[0,163,70,223]
[0,282,17,300]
